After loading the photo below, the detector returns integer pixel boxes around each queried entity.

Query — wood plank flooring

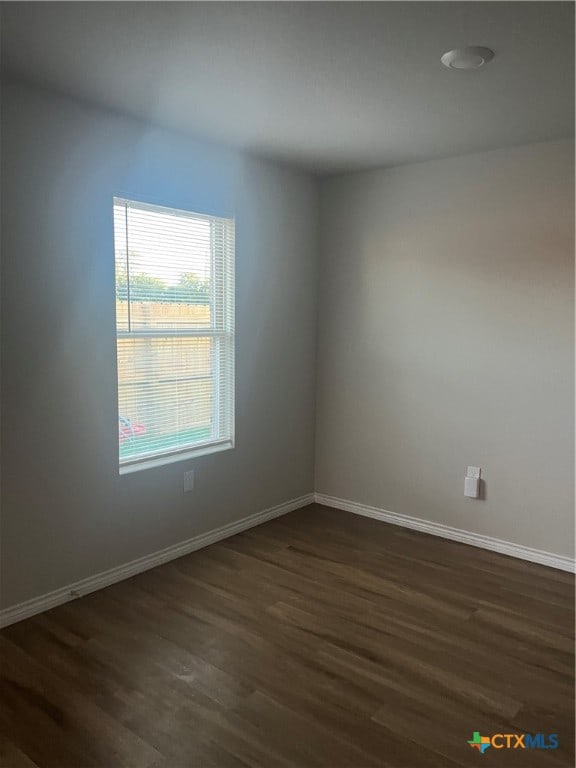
[1,504,574,767]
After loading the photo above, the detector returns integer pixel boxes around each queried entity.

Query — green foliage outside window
[116,271,210,304]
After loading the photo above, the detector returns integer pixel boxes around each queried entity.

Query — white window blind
[113,197,234,472]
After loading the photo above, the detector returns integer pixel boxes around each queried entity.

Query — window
[113,198,234,472]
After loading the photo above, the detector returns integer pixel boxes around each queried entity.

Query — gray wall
[2,84,573,613]
[316,140,574,557]
[1,83,318,608]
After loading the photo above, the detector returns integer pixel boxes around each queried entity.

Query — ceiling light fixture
[441,46,494,70]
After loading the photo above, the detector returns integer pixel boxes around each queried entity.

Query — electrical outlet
[464,476,480,498]
[466,466,481,479]
[183,470,195,492]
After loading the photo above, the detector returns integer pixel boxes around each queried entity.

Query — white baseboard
[2,490,572,628]
[0,493,314,629]
[314,493,575,574]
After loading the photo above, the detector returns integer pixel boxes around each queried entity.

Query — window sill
[119,438,234,475]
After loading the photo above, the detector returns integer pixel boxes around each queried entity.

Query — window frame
[113,197,235,474]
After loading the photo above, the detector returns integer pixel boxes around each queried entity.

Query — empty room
[0,1,574,766]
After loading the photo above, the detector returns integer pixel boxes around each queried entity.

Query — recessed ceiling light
[441,46,495,70]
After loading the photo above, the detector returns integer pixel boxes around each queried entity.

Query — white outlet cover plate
[184,470,195,492]
[466,466,481,479]
[464,476,480,498]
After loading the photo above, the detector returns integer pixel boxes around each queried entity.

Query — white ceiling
[1,1,573,174]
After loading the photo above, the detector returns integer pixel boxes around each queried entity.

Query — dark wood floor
[1,504,574,768]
